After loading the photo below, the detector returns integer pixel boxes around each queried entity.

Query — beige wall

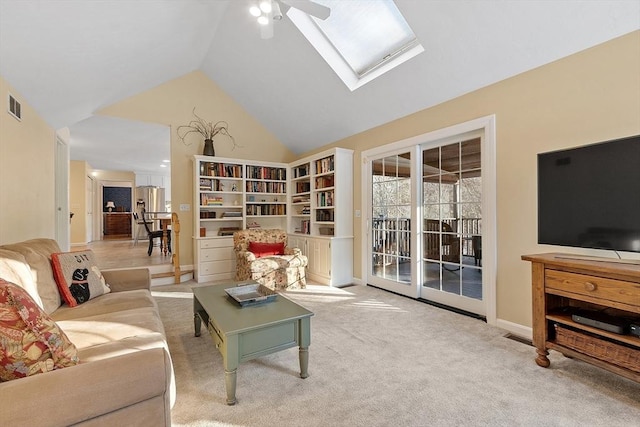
[0,76,56,244]
[69,160,89,244]
[99,71,296,264]
[303,31,640,328]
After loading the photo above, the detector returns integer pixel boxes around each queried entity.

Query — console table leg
[225,369,238,405]
[535,348,550,368]
[299,346,309,379]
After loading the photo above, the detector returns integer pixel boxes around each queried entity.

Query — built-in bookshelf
[196,160,244,239]
[192,150,353,285]
[290,162,312,235]
[287,148,354,286]
[288,149,352,238]
[244,164,287,230]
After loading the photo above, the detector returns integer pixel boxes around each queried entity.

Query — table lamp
[105,201,115,212]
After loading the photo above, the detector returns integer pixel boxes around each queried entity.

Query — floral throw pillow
[51,250,110,307]
[0,278,79,382]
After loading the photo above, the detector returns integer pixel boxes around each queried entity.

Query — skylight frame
[287,1,424,91]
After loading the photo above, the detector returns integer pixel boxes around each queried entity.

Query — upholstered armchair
[233,229,308,290]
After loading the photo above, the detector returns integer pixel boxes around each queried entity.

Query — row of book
[315,156,334,174]
[201,162,242,178]
[246,165,286,180]
[314,176,334,189]
[316,209,335,222]
[316,191,334,207]
[293,164,310,178]
[246,204,286,216]
[200,195,224,206]
[246,181,286,194]
[294,182,311,193]
[298,220,311,234]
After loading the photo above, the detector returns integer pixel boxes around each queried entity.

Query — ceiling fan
[249,0,331,39]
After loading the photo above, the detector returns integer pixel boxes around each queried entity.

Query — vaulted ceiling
[1,0,638,174]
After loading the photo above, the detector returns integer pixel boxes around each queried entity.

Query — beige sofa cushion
[56,307,166,350]
[0,249,43,308]
[51,289,157,321]
[1,239,62,314]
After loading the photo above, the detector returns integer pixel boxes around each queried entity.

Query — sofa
[0,238,175,426]
[234,229,308,290]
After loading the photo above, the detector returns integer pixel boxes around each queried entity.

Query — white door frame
[55,136,70,251]
[361,115,497,325]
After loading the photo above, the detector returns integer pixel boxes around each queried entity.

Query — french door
[420,136,484,315]
[365,121,494,318]
[368,151,417,296]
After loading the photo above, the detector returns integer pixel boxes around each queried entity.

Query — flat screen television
[537,135,640,254]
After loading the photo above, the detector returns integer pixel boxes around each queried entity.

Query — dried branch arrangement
[176,108,238,149]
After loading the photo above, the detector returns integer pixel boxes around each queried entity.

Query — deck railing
[371,217,481,264]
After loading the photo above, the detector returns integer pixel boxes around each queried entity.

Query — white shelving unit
[192,156,288,282]
[288,148,354,286]
[193,150,353,285]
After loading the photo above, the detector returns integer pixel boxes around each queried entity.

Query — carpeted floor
[153,282,640,427]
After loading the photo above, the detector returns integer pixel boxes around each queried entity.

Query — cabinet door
[309,238,331,278]
[288,236,307,256]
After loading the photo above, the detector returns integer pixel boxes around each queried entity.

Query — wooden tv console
[522,253,640,382]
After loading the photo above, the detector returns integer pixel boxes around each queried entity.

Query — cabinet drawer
[200,238,233,249]
[200,260,235,276]
[201,247,234,261]
[545,269,640,305]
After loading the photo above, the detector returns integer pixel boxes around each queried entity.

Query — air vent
[8,94,21,120]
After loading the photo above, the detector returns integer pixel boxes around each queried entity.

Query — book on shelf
[201,162,242,178]
[315,156,334,174]
[246,165,287,180]
[222,211,243,218]
[201,194,224,205]
[293,164,310,178]
[314,176,334,189]
[292,195,310,203]
[218,227,241,236]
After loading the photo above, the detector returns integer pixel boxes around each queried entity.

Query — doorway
[363,116,496,321]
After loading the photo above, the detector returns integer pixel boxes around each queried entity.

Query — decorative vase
[203,139,215,156]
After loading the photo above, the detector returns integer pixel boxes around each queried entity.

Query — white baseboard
[496,318,532,341]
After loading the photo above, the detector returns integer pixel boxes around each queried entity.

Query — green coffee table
[193,282,313,405]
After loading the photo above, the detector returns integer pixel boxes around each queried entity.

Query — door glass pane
[371,153,411,284]
[422,138,482,301]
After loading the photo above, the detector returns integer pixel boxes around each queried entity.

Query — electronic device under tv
[537,135,640,254]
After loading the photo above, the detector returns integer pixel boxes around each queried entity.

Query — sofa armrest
[102,268,151,292]
[237,250,257,262]
[285,246,302,256]
[0,348,171,427]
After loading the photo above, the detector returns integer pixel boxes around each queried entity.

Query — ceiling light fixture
[259,0,272,14]
[250,0,275,26]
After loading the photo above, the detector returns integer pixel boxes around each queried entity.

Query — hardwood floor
[80,238,173,270]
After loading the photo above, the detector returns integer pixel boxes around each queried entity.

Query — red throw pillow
[248,241,285,258]
[0,278,79,382]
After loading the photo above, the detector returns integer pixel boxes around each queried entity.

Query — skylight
[288,0,424,91]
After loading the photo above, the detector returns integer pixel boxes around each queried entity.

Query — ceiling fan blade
[281,0,330,20]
